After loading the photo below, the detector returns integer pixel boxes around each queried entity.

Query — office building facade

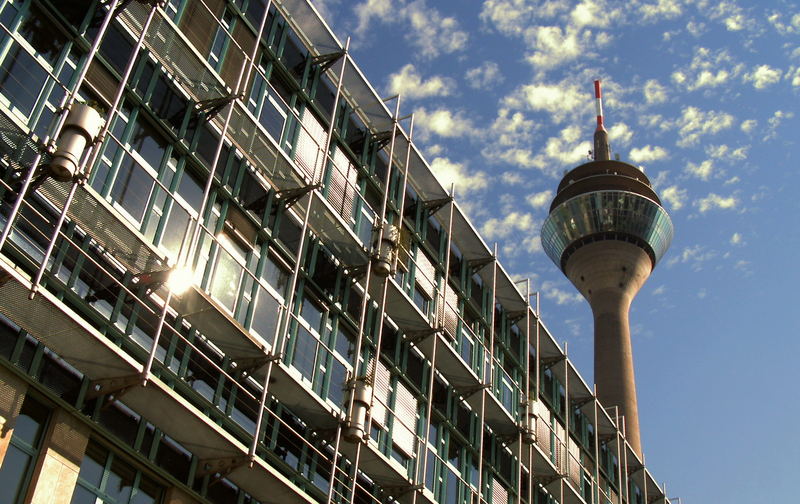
[0,1,672,504]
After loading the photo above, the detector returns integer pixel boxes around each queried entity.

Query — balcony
[0,258,316,504]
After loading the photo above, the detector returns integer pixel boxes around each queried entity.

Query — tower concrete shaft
[565,241,652,455]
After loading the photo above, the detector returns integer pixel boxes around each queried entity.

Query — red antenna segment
[592,79,610,160]
[594,79,605,131]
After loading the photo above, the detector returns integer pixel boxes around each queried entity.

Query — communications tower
[540,81,673,455]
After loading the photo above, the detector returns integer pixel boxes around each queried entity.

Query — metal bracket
[536,474,565,486]
[423,196,453,216]
[195,455,249,483]
[86,374,144,403]
[541,354,566,370]
[233,353,281,378]
[507,309,527,324]
[311,50,345,72]
[277,183,321,209]
[345,263,369,279]
[459,382,491,398]
[383,483,423,498]
[195,93,242,121]
[627,463,644,476]
[467,255,494,272]
[406,327,442,344]
[371,130,393,150]
[571,396,594,408]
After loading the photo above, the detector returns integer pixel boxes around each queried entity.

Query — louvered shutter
[328,147,357,220]
[415,249,436,299]
[295,108,327,183]
[492,479,508,504]
[393,379,417,456]
[371,360,391,427]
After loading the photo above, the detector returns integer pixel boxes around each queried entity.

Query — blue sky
[314,0,799,501]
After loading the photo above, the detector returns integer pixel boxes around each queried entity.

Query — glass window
[210,233,246,312]
[71,441,163,504]
[0,395,50,504]
[110,156,154,223]
[0,44,47,117]
[208,9,233,70]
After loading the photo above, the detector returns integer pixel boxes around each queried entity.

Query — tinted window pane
[0,45,47,116]
[0,445,32,502]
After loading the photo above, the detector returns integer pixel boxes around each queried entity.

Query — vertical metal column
[29,2,162,299]
[344,92,402,504]
[0,0,121,254]
[144,1,272,383]
[414,183,453,504]
[478,243,498,504]
[592,392,600,504]
[518,279,530,504]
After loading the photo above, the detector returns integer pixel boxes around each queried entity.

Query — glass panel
[291,326,317,380]
[105,458,135,503]
[0,44,47,116]
[0,445,32,503]
[210,238,244,311]
[110,156,154,222]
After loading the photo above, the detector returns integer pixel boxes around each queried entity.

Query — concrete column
[163,486,200,504]
[0,366,27,465]
[26,408,90,504]
[564,241,652,457]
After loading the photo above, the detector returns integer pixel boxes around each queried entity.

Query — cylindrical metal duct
[49,103,104,181]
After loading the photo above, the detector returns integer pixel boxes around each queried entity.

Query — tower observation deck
[540,81,673,456]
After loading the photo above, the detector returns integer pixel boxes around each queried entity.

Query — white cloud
[354,0,467,59]
[629,145,668,163]
[695,193,738,212]
[353,0,393,35]
[744,65,782,89]
[465,62,503,90]
[730,232,744,245]
[685,159,715,181]
[652,285,666,296]
[527,190,553,209]
[524,25,588,70]
[643,79,668,104]
[740,119,757,133]
[673,106,735,148]
[639,0,682,21]
[671,47,743,91]
[500,171,524,185]
[764,110,794,140]
[705,144,748,162]
[386,64,455,100]
[707,1,749,31]
[414,107,477,139]
[661,185,687,210]
[791,67,800,87]
[608,122,633,146]
[540,280,582,305]
[666,244,717,270]
[505,81,585,123]
[406,0,468,58]
[768,12,800,35]
[480,210,535,240]
[430,157,488,195]
[480,0,540,36]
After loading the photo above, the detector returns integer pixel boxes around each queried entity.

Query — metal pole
[345,91,401,504]
[29,3,160,298]
[0,0,122,253]
[477,244,497,504]
[415,182,453,503]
